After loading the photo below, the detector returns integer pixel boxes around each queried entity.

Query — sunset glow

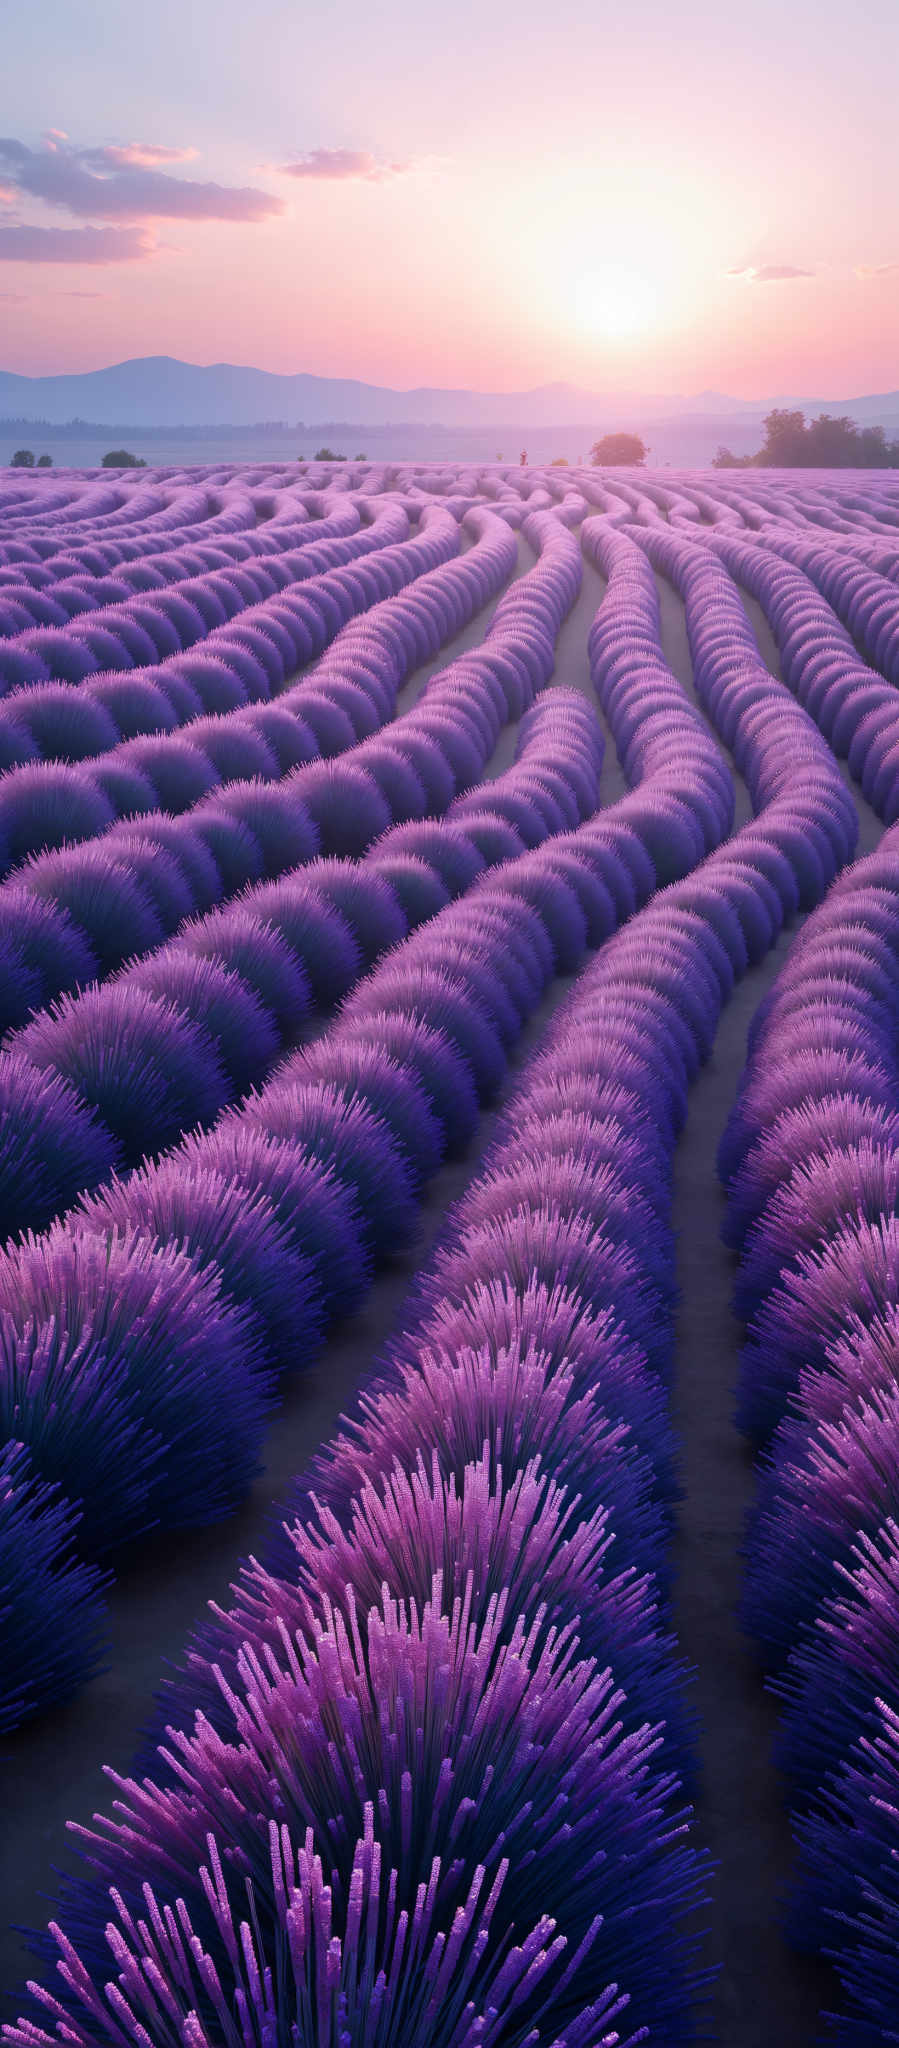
[571,265,659,342]
[0,0,897,396]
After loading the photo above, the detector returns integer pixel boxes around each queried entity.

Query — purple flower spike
[78,1150,323,1377]
[365,849,450,927]
[22,840,165,972]
[8,1819,644,2047]
[15,982,229,1169]
[291,1040,444,1185]
[185,1117,370,1321]
[744,1308,899,1668]
[179,904,312,1038]
[51,1586,707,2039]
[0,1224,266,1554]
[777,1518,899,1815]
[0,1441,107,1732]
[345,962,508,1097]
[243,1077,417,1266]
[0,1050,119,1240]
[793,1702,899,2040]
[0,764,116,870]
[127,947,280,1094]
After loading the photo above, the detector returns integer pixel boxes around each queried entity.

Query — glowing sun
[572,264,658,340]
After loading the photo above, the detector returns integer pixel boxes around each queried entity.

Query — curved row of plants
[0,499,450,770]
[0,505,524,1021]
[0,511,732,1739]
[0,678,600,1241]
[721,839,899,2040]
[2,514,862,2045]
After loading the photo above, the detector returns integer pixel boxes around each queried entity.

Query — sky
[1,0,897,399]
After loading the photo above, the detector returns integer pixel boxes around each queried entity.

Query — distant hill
[0,357,715,429]
[2,355,899,436]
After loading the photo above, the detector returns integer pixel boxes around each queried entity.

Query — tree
[746,409,899,469]
[589,433,647,466]
[757,409,807,466]
[669,407,899,470]
[10,449,34,467]
[37,453,52,467]
[354,452,367,461]
[551,456,569,466]
[857,423,889,465]
[804,413,860,466]
[712,445,752,468]
[857,423,899,468]
[313,446,345,461]
[101,449,147,468]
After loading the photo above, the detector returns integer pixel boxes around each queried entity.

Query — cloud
[0,221,153,262]
[59,288,111,297]
[100,142,200,166]
[855,261,899,279]
[728,262,815,282]
[0,136,282,222]
[277,148,412,182]
[0,289,27,300]
[755,263,815,281]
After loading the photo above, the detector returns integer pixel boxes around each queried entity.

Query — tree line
[714,409,899,470]
[10,449,147,468]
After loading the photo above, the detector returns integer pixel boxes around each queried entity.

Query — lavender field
[1,456,898,2044]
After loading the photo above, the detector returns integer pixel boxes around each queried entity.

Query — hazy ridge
[3,354,899,431]
[4,357,899,471]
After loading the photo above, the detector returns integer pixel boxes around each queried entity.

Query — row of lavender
[0,504,561,1230]
[1,464,897,2041]
[721,843,899,2031]
[1,500,720,2034]
[0,500,525,1048]
[644,478,899,2045]
[640,477,899,2041]
[3,510,863,2043]
[647,480,899,2043]
[0,500,595,1725]
[0,499,482,867]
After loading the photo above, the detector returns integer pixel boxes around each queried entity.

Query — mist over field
[5,356,899,470]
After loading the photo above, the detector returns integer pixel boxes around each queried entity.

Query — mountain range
[2,356,899,434]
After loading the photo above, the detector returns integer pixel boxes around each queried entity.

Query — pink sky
[2,0,897,398]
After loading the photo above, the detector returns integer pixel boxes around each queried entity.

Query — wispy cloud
[100,142,200,167]
[0,136,282,222]
[277,148,413,182]
[855,261,899,279]
[728,262,815,282]
[0,221,154,262]
[754,263,815,281]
